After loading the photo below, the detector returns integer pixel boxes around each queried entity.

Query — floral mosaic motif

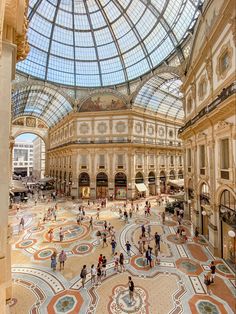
[79,123,89,134]
[97,122,108,134]
[109,285,148,314]
[16,239,35,248]
[54,296,76,313]
[197,301,220,314]
[116,121,126,133]
[216,264,231,274]
[135,257,146,268]
[39,249,54,258]
[134,218,149,225]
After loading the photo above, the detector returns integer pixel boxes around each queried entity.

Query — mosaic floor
[9,197,235,314]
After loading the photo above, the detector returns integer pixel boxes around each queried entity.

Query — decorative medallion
[16,239,36,249]
[108,285,149,314]
[34,248,57,260]
[97,122,108,134]
[135,123,142,134]
[197,301,220,314]
[79,123,89,134]
[147,125,154,135]
[115,121,126,133]
[47,290,83,314]
[72,243,93,255]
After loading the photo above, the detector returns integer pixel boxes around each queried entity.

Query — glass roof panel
[134,74,184,120]
[12,86,73,126]
[17,0,202,87]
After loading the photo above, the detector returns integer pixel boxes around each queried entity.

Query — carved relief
[38,121,47,128]
[115,121,126,133]
[79,123,89,134]
[216,42,233,81]
[26,117,36,127]
[216,120,231,130]
[158,127,165,137]
[13,117,24,126]
[205,56,213,81]
[147,125,154,135]
[97,122,108,134]
[135,122,142,134]
[190,82,196,100]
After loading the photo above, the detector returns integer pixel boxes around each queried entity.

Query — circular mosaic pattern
[45,224,88,243]
[93,220,105,227]
[28,225,44,233]
[216,264,231,274]
[109,285,148,314]
[167,234,184,244]
[16,239,36,249]
[72,243,93,255]
[135,218,149,225]
[54,296,76,313]
[34,248,56,260]
[197,301,220,314]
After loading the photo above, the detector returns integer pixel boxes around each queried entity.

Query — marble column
[0,41,16,313]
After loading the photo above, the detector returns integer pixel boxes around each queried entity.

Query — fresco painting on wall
[80,94,127,112]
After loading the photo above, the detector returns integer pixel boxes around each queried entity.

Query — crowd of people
[12,192,218,302]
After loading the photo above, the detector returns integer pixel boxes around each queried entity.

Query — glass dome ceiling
[17,0,201,87]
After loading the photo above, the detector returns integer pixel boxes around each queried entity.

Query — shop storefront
[79,172,90,198]
[114,172,127,199]
[200,183,210,240]
[96,172,108,198]
[148,171,156,196]
[219,189,236,269]
[135,172,147,198]
[160,171,166,194]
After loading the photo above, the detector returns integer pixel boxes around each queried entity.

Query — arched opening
[13,133,46,179]
[135,172,147,198]
[114,172,127,200]
[169,170,175,180]
[79,173,90,199]
[68,172,72,196]
[219,189,236,267]
[178,170,183,179]
[148,171,156,196]
[96,172,108,198]
[160,171,166,194]
[200,182,210,239]
[63,171,67,194]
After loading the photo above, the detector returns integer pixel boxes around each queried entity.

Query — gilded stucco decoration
[97,122,108,134]
[79,123,89,135]
[198,75,207,101]
[147,125,154,135]
[135,122,142,134]
[1,0,30,60]
[115,122,126,133]
[205,56,213,81]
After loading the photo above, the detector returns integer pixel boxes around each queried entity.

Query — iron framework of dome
[17,0,202,87]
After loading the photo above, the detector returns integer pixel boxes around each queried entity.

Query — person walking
[91,264,96,285]
[59,227,64,242]
[162,211,165,224]
[89,216,93,230]
[19,217,25,233]
[125,241,131,257]
[58,250,67,271]
[102,233,108,248]
[96,263,102,285]
[114,252,119,272]
[96,230,102,245]
[141,225,145,237]
[210,261,216,283]
[48,228,54,242]
[204,273,212,295]
[111,239,117,255]
[104,220,107,230]
[154,232,161,251]
[119,252,125,272]
[147,225,151,238]
[102,256,107,277]
[51,251,57,271]
[96,207,100,220]
[128,276,135,304]
[80,265,87,288]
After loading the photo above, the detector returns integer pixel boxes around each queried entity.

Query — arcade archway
[96,172,108,198]
[79,173,90,199]
[148,171,156,196]
[114,172,127,200]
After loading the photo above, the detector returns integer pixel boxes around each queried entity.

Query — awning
[135,183,148,192]
[169,192,185,201]
[168,179,184,187]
